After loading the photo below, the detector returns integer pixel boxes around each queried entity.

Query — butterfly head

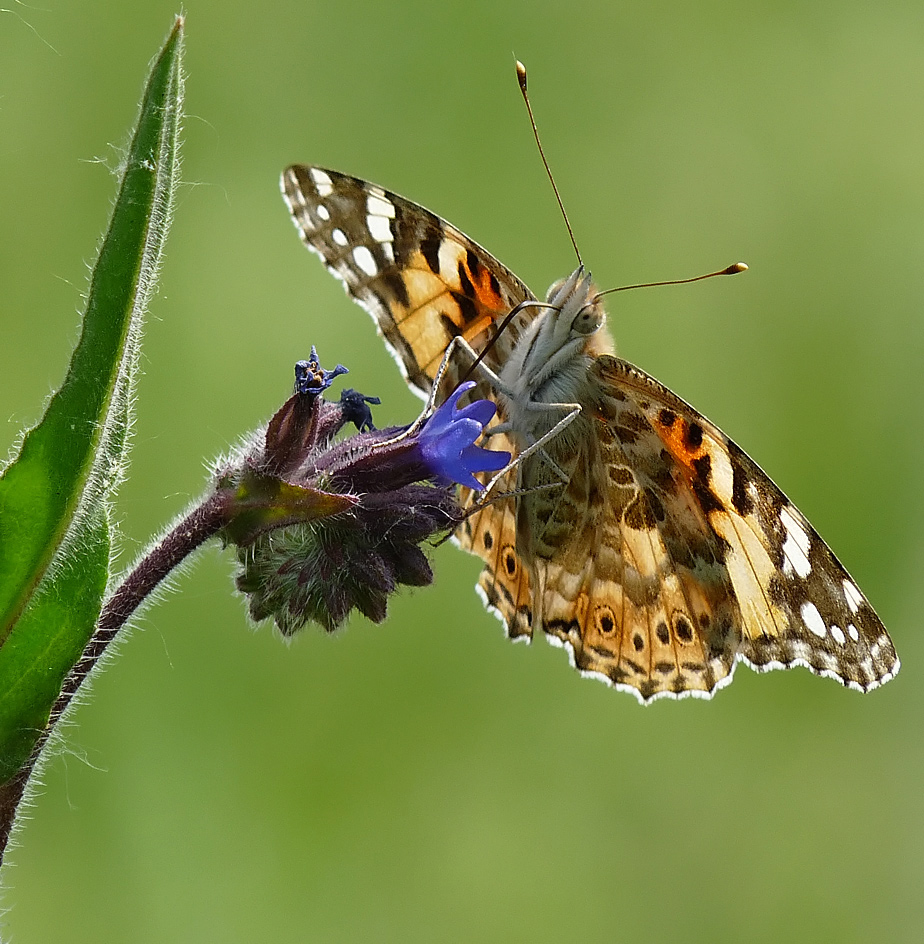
[544,266,607,344]
[498,266,613,416]
[526,265,612,370]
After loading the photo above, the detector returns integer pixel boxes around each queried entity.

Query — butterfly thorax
[494,267,615,563]
[497,267,612,442]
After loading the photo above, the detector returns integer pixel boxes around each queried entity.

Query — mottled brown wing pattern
[534,403,743,700]
[281,165,536,402]
[564,354,899,699]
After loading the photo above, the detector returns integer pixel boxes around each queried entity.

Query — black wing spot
[681,661,706,674]
[502,546,518,577]
[623,494,651,529]
[380,270,410,309]
[675,614,694,643]
[457,259,475,298]
[451,290,479,324]
[466,249,482,280]
[439,313,462,339]
[547,617,580,636]
[684,421,704,450]
[608,466,634,486]
[595,606,616,635]
[691,454,723,514]
[420,225,442,274]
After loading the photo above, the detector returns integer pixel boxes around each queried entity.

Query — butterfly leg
[436,336,583,495]
[473,401,583,503]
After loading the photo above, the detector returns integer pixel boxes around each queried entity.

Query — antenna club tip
[725,262,748,274]
[516,60,527,90]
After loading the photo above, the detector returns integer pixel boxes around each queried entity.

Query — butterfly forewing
[588,355,898,696]
[281,165,535,401]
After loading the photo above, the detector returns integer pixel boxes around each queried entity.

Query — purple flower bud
[337,388,380,432]
[220,353,511,635]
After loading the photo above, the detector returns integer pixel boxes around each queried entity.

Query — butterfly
[280,163,899,703]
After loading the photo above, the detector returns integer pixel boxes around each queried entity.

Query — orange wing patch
[397,233,519,380]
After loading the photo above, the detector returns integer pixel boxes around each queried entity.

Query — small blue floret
[294,345,348,396]
[417,382,511,490]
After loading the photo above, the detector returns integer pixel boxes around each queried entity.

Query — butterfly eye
[571,304,604,336]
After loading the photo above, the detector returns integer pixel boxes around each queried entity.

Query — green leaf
[0,511,110,780]
[0,18,184,777]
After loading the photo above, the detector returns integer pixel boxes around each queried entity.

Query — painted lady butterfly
[280,156,899,703]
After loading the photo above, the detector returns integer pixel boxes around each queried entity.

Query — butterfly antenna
[516,60,583,268]
[595,261,748,299]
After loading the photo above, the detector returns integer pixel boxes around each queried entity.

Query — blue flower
[417,382,510,490]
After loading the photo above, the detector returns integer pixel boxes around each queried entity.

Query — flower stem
[0,489,232,860]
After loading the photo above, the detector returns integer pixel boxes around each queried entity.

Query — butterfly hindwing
[514,360,740,701]
[458,460,536,643]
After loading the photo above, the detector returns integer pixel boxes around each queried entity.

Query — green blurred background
[2,1,923,941]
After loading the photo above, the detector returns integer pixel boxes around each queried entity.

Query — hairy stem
[0,489,232,861]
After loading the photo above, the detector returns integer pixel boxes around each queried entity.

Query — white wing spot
[367,214,393,244]
[285,175,308,209]
[353,245,378,277]
[316,204,330,221]
[332,228,348,247]
[366,193,395,218]
[843,579,863,614]
[788,639,812,661]
[309,168,333,197]
[780,505,812,578]
[848,623,859,641]
[830,624,846,645]
[708,443,735,504]
[381,241,395,264]
[801,601,827,638]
